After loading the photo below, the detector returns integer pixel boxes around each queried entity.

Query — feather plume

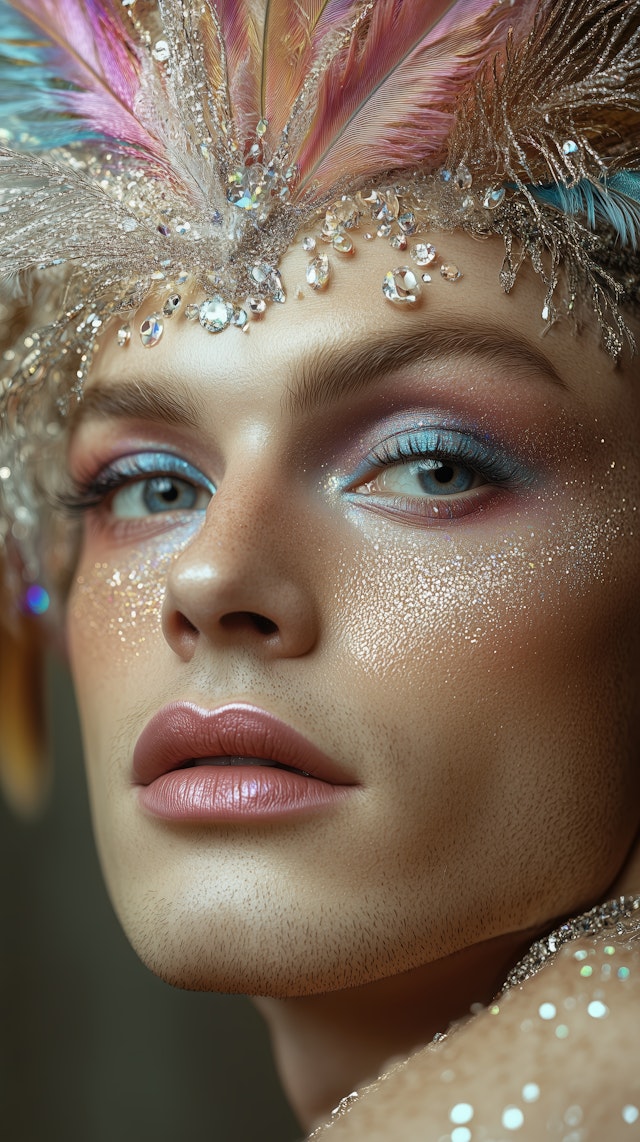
[290,0,540,197]
[447,0,640,189]
[532,171,640,250]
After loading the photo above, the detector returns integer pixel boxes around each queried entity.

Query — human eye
[345,427,534,524]
[60,452,215,521]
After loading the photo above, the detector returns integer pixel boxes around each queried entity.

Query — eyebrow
[69,375,207,433]
[72,320,565,433]
[284,320,566,417]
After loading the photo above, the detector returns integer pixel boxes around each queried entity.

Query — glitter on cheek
[68,521,201,658]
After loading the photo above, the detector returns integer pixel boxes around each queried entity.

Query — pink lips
[133,703,356,821]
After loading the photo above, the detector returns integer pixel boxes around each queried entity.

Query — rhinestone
[120,216,138,232]
[199,296,234,333]
[152,39,170,62]
[439,168,453,184]
[184,304,200,321]
[455,163,473,190]
[272,289,285,303]
[483,186,506,210]
[398,211,416,234]
[139,314,164,347]
[248,296,267,314]
[377,223,392,238]
[256,118,268,137]
[382,267,421,305]
[333,196,360,228]
[162,293,182,316]
[332,233,354,255]
[321,212,340,240]
[440,263,462,282]
[410,242,436,265]
[174,219,191,235]
[250,262,273,285]
[306,254,330,290]
[421,273,432,282]
[390,234,407,250]
[461,194,475,210]
[562,139,579,154]
[363,232,374,241]
[116,324,131,348]
[175,271,189,284]
[302,236,316,252]
[231,309,248,327]
[226,164,267,210]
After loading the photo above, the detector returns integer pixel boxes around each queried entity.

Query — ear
[0,605,50,818]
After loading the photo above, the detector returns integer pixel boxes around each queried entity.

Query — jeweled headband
[0,0,640,602]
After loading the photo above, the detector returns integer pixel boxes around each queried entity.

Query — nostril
[249,613,279,636]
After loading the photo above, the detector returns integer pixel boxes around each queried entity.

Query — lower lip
[137,767,352,821]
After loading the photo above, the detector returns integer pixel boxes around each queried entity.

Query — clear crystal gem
[302,236,316,252]
[152,40,170,62]
[116,324,131,348]
[140,314,164,347]
[120,217,138,233]
[439,168,453,184]
[248,296,267,314]
[250,262,273,285]
[483,187,506,210]
[332,233,354,255]
[162,293,182,316]
[455,163,473,190]
[410,242,436,266]
[398,212,416,234]
[421,273,432,283]
[232,309,248,327]
[390,234,407,250]
[174,219,191,235]
[306,254,330,290]
[562,139,579,155]
[199,296,234,333]
[440,263,462,282]
[333,196,360,228]
[227,165,267,210]
[273,289,286,303]
[382,267,421,305]
[256,119,268,137]
[377,223,391,238]
[184,304,200,321]
[363,232,374,241]
[321,212,340,240]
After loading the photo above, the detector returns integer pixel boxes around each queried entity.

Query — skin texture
[64,230,640,1131]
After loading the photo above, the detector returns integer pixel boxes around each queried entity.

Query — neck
[254,927,539,1133]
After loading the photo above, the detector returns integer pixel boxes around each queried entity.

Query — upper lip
[132,703,354,787]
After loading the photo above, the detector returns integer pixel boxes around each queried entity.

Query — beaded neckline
[308,894,640,1137]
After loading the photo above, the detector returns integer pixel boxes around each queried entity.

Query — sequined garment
[307,895,640,1138]
[0,0,640,605]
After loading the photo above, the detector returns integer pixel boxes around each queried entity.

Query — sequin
[580,964,593,977]
[450,1103,473,1125]
[502,1106,524,1130]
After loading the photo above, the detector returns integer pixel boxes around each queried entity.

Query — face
[65,231,640,997]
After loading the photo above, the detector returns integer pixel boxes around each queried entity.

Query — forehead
[88,229,625,423]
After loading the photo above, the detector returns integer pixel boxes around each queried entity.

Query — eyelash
[56,454,213,516]
[354,428,531,489]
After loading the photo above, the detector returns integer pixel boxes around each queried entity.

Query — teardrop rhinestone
[483,187,506,210]
[139,314,164,347]
[199,296,234,333]
[231,308,248,328]
[306,254,330,291]
[116,324,131,348]
[455,163,473,190]
[410,243,436,266]
[382,268,421,305]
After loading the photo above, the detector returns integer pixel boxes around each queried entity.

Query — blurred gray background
[0,660,301,1142]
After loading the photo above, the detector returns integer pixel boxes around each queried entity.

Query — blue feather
[0,2,95,147]
[531,172,640,250]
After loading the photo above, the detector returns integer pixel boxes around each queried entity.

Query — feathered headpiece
[0,0,639,580]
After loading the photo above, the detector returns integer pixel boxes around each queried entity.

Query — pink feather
[9,0,153,152]
[260,0,357,141]
[292,0,540,197]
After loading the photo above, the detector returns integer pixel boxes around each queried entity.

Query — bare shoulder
[309,934,640,1140]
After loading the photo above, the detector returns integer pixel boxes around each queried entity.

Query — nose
[161,482,320,662]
